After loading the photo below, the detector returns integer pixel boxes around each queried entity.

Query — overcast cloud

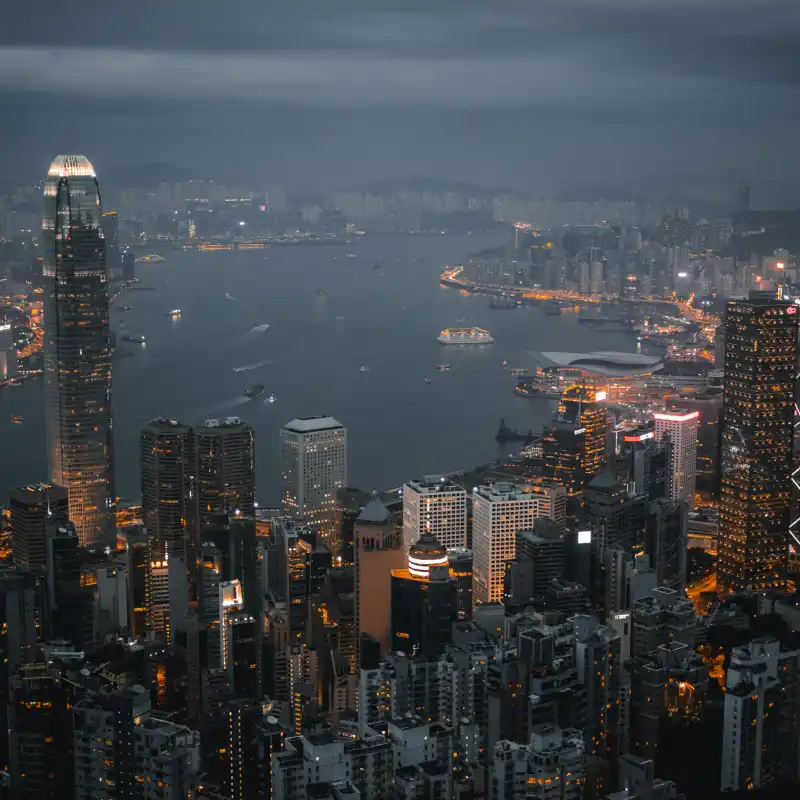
[0,0,798,200]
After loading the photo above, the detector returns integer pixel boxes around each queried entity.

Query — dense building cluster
[3,160,800,800]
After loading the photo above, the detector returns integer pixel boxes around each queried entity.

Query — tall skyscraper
[196,416,256,526]
[9,483,69,569]
[718,299,798,594]
[140,418,194,560]
[402,476,467,552]
[654,409,699,509]
[280,417,346,538]
[42,155,114,545]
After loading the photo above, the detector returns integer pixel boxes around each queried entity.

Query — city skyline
[4,3,800,789]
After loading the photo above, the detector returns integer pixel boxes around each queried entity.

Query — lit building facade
[195,417,256,526]
[654,410,699,509]
[390,533,457,659]
[401,476,467,552]
[472,482,554,604]
[718,299,798,594]
[42,155,114,544]
[542,383,607,498]
[281,417,346,539]
[140,418,194,560]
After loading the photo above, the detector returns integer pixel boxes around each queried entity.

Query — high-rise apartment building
[8,662,74,798]
[721,638,800,792]
[718,299,798,594]
[73,685,200,799]
[402,476,467,552]
[281,417,346,538]
[472,482,558,604]
[654,410,699,509]
[492,725,585,800]
[42,155,114,545]
[196,417,256,526]
[140,418,194,559]
[9,483,69,569]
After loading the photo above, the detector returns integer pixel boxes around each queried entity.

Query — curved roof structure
[539,351,662,376]
[47,155,96,178]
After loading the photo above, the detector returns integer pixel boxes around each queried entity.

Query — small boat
[436,365,451,372]
[372,263,382,270]
[10,416,23,424]
[316,290,325,296]
[122,335,146,344]
[167,308,181,318]
[244,384,265,399]
[509,368,527,375]
[120,305,133,311]
[359,366,370,373]
[502,360,508,367]
[264,394,276,404]
[346,253,358,259]
[425,377,432,384]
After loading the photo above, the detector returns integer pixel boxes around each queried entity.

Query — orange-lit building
[718,299,798,595]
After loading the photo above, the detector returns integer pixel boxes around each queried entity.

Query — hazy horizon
[1,1,799,204]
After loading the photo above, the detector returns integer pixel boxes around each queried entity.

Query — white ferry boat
[438,326,494,344]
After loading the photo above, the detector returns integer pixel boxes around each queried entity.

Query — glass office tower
[42,155,114,544]
[718,299,798,594]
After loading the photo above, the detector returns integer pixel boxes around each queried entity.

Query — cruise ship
[438,326,494,344]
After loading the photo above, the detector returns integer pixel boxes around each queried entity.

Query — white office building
[654,410,699,509]
[281,417,347,539]
[402,476,467,552]
[472,482,554,604]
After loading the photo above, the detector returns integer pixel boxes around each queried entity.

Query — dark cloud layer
[1,0,799,201]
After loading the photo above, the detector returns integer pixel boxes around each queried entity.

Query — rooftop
[47,154,96,178]
[283,416,344,433]
[357,494,392,524]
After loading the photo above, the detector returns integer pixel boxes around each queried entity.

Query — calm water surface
[0,233,640,505]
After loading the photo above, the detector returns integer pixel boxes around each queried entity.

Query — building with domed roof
[390,533,458,659]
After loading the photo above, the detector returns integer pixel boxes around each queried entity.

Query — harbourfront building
[717,299,798,594]
[401,475,467,552]
[281,417,347,539]
[42,155,114,544]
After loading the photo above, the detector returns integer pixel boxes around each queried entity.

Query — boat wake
[232,359,272,373]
